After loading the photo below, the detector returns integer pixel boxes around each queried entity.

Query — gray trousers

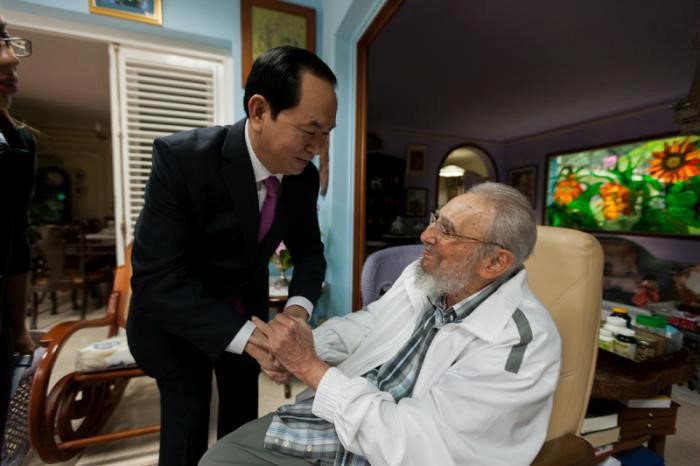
[199,413,313,466]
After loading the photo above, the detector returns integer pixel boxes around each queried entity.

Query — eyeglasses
[1,37,32,57]
[429,211,506,249]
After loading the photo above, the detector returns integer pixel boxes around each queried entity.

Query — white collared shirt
[226,120,314,354]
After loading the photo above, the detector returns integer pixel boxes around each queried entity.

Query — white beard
[416,250,478,299]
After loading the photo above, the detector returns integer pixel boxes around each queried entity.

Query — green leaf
[667,190,698,208]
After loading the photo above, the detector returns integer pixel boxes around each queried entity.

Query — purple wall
[369,123,505,223]
[368,106,698,266]
[503,106,699,265]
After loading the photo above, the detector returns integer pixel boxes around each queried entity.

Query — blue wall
[315,0,387,320]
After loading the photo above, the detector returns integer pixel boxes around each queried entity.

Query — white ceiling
[368,0,700,142]
[9,26,110,125]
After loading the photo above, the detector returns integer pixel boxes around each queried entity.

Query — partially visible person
[0,16,36,457]
[201,182,561,466]
[128,46,335,465]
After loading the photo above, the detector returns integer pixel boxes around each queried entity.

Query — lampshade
[439,164,465,178]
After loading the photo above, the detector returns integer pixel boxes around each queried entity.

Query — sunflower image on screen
[545,135,700,236]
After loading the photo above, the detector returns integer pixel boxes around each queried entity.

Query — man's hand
[250,314,329,390]
[245,328,291,384]
[283,304,309,320]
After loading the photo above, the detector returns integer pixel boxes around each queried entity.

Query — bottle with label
[599,334,615,351]
[635,314,667,354]
[635,314,666,334]
[610,306,631,328]
[604,316,627,336]
[614,327,637,360]
[635,336,657,361]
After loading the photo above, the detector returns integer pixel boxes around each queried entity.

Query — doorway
[10,27,116,330]
[436,145,496,209]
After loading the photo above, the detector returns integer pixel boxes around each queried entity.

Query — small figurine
[631,274,660,308]
[390,215,405,235]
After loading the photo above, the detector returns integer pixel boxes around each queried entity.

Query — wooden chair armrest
[29,291,124,459]
[531,434,596,466]
[40,291,121,348]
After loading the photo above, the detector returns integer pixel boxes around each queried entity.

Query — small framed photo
[241,0,316,84]
[89,0,163,26]
[405,188,428,217]
[405,144,427,176]
[507,165,537,207]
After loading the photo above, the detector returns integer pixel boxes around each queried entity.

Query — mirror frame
[435,143,499,208]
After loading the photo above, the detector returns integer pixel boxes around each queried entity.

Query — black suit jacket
[127,119,326,378]
[0,123,35,280]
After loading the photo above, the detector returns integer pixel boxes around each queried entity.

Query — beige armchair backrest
[524,226,603,440]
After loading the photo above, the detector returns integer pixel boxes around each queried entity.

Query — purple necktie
[258,176,280,243]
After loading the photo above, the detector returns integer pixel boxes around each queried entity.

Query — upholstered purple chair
[360,244,424,307]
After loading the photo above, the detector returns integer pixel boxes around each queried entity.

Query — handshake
[244,305,329,391]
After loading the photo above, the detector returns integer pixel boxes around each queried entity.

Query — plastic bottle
[635,336,657,361]
[599,334,615,351]
[604,316,627,336]
[614,328,637,360]
[665,325,683,353]
[635,314,667,355]
[610,306,632,328]
[635,315,667,336]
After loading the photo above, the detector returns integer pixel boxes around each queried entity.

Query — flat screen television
[545,134,700,237]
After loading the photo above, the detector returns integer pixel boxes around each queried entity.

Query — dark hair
[243,46,337,119]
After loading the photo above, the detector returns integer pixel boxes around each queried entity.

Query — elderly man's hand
[250,314,329,390]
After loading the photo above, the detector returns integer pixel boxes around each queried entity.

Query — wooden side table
[590,349,694,457]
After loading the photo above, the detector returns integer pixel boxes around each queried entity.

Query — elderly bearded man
[200,182,561,466]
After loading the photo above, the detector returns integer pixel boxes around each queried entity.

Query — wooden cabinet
[366,152,405,241]
[591,349,693,458]
[618,403,679,440]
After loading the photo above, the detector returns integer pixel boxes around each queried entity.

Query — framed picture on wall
[507,165,537,207]
[89,0,163,26]
[405,187,428,217]
[406,144,427,176]
[241,0,316,84]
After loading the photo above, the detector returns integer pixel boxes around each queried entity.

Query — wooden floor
[20,293,700,466]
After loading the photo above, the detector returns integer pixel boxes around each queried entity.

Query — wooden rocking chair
[27,244,159,463]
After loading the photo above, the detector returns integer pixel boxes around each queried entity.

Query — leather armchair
[527,226,603,466]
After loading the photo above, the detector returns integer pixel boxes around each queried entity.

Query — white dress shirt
[226,120,314,354]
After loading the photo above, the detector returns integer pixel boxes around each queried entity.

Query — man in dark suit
[127,46,336,466]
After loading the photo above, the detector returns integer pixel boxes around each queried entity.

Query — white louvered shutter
[109,45,229,264]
